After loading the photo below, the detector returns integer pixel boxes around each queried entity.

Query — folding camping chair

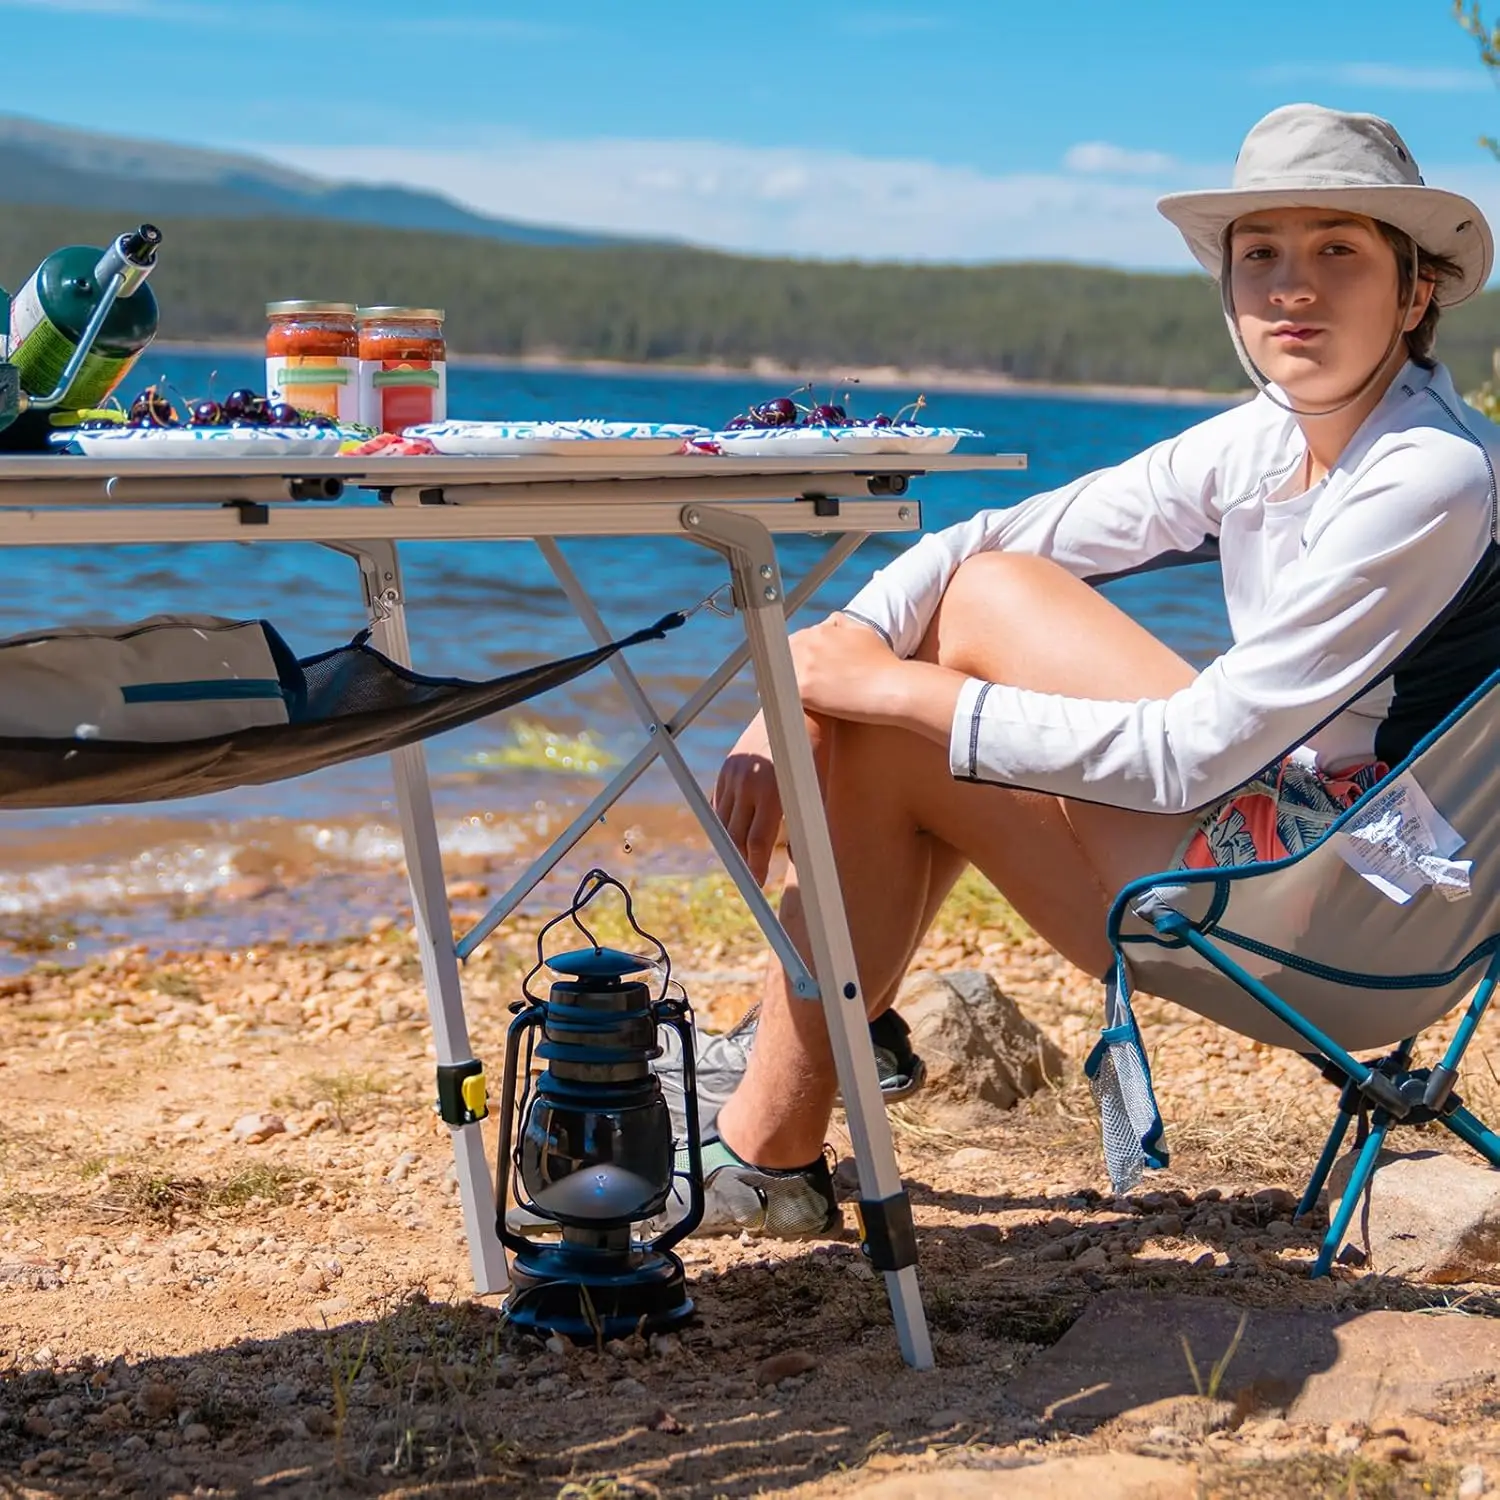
[1088,667,1500,1278]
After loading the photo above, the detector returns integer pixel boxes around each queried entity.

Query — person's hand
[714,708,831,885]
[790,613,903,722]
[714,616,904,885]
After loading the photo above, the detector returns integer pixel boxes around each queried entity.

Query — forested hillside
[5,203,1500,393]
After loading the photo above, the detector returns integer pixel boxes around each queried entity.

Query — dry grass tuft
[274,1068,391,1129]
[1163,1095,1324,1185]
[93,1163,307,1224]
[149,968,203,1002]
[1199,1452,1458,1498]
[556,1479,661,1500]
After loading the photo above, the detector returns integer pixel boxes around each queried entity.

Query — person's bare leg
[715,553,1199,1167]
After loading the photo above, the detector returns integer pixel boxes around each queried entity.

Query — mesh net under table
[0,613,680,809]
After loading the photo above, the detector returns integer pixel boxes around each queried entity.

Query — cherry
[128,388,178,427]
[870,413,893,427]
[222,388,268,423]
[806,403,848,427]
[188,399,224,426]
[724,414,756,430]
[298,412,335,429]
[266,402,303,427]
[751,397,798,427]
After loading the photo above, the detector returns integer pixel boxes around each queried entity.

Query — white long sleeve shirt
[841,361,1500,814]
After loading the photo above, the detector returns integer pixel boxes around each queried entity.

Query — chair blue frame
[1098,667,1500,1278]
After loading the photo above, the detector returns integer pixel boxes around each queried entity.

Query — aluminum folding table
[0,448,1024,1369]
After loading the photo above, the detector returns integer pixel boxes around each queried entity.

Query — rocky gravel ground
[0,868,1497,1497]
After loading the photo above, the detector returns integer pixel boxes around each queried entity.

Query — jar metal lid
[266,300,358,317]
[355,306,446,322]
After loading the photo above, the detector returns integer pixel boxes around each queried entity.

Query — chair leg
[1441,1104,1500,1169]
[1297,1040,1409,1223]
[1435,949,1500,1081]
[1313,1111,1391,1278]
[1298,1106,1355,1221]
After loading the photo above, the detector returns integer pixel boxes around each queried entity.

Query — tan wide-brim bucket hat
[1158,103,1494,306]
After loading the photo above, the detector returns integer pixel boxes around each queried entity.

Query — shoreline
[154,339,1245,407]
[0,792,721,970]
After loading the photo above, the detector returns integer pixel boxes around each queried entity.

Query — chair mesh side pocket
[1083,965,1168,1194]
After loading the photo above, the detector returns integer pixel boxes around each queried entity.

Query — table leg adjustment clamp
[854,1191,918,1271]
[436,1059,488,1125]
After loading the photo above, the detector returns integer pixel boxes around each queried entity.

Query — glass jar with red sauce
[356,307,446,432]
[265,301,359,424]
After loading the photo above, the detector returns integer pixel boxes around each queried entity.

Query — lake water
[0,355,1234,953]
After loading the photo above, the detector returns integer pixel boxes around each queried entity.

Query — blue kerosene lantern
[496,870,704,1340]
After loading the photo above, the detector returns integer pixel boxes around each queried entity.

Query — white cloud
[1255,61,1489,93]
[835,13,951,35]
[1341,63,1488,91]
[261,134,1500,274]
[1064,142,1182,176]
[266,136,1215,268]
[369,15,574,40]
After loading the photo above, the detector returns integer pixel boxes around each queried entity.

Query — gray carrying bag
[0,614,296,742]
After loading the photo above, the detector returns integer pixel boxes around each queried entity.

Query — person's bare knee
[917,552,1195,699]
[915,554,1065,674]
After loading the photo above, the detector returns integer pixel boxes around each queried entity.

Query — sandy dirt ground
[0,864,1497,1499]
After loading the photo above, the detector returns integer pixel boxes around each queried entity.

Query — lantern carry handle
[520,866,671,1007]
[648,990,706,1250]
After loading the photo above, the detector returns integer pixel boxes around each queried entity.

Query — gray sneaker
[656,1005,926,1142]
[648,1136,842,1239]
[503,1136,842,1242]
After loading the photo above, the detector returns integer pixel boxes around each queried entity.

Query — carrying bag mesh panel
[1087,1035,1162,1194]
[1084,965,1169,1193]
[0,612,682,809]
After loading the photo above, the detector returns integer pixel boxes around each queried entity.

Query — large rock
[1005,1291,1500,1426]
[1328,1148,1500,1284]
[895,969,1066,1131]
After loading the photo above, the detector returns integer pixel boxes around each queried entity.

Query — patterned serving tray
[405,420,711,456]
[65,426,345,459]
[696,425,981,457]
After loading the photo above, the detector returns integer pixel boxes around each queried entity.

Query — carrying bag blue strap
[1083,956,1169,1193]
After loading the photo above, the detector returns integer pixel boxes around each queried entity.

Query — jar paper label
[267,356,358,423]
[359,359,446,432]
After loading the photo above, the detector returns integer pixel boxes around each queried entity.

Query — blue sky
[5,0,1500,267]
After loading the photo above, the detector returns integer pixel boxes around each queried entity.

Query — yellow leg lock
[435,1060,488,1125]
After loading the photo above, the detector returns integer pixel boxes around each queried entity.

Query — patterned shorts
[1177,755,1387,870]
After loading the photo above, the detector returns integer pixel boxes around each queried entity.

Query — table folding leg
[333,537,508,1295]
[680,505,932,1369]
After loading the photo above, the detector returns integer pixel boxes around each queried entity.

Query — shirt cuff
[948,676,994,780]
[841,578,914,658]
[837,608,894,649]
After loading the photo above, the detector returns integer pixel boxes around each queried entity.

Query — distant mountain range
[0,114,620,248]
[4,115,1498,398]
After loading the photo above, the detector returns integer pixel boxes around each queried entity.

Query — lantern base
[503,1243,693,1342]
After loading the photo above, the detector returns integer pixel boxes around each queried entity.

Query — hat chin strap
[1218,243,1420,419]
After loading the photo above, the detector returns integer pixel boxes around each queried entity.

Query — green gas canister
[8,225,162,411]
